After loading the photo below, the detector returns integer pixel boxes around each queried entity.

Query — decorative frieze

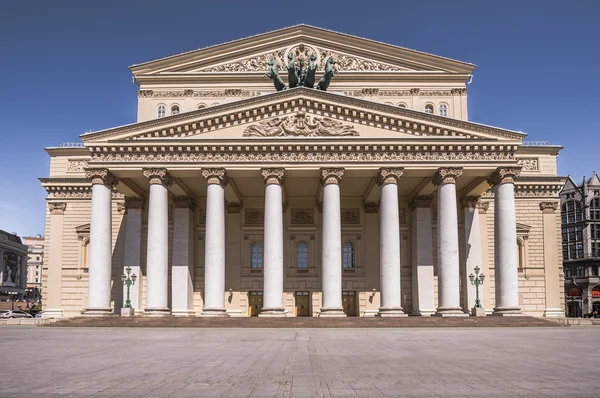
[243,112,358,137]
[245,209,264,224]
[84,168,117,186]
[539,202,559,213]
[142,168,172,186]
[364,202,379,213]
[433,168,463,185]
[291,208,314,224]
[410,195,433,209]
[341,208,360,225]
[198,50,286,72]
[517,158,539,171]
[318,49,405,72]
[67,160,89,172]
[489,167,521,186]
[261,168,285,185]
[378,90,411,97]
[201,168,227,186]
[173,196,196,210]
[451,88,468,96]
[48,202,67,215]
[420,90,452,96]
[377,168,404,186]
[410,88,420,95]
[320,168,344,185]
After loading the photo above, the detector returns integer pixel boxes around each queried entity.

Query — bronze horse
[317,57,336,91]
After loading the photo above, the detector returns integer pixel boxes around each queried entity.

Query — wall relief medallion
[291,208,314,225]
[245,209,264,225]
[243,112,358,137]
[341,208,360,224]
[517,158,539,171]
[67,160,89,172]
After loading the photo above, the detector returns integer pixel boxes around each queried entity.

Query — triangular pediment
[130,25,475,77]
[82,88,524,143]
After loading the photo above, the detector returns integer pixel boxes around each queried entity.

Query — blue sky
[0,0,598,237]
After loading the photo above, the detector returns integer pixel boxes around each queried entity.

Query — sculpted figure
[286,53,299,88]
[264,58,286,91]
[317,57,337,91]
[303,54,318,88]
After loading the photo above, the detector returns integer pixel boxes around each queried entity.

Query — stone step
[45,316,564,328]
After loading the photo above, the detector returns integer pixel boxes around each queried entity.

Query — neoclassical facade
[41,25,565,318]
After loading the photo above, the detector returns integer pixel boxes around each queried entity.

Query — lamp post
[469,266,485,310]
[8,292,18,311]
[121,266,137,309]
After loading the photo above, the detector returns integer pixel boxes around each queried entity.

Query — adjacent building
[0,230,28,301]
[23,235,44,300]
[561,172,600,317]
[40,25,565,319]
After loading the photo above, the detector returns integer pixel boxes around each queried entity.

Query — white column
[171,196,196,316]
[84,169,116,316]
[123,197,144,313]
[260,168,286,317]
[143,168,172,316]
[410,196,435,316]
[540,202,564,317]
[319,168,346,317]
[201,168,228,317]
[491,168,522,316]
[377,168,406,317]
[462,196,483,313]
[43,202,67,318]
[434,168,467,316]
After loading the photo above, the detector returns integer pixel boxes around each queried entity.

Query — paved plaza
[0,327,598,397]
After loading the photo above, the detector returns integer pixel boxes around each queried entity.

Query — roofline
[129,24,476,73]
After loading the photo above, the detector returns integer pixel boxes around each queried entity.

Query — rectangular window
[562,227,568,241]
[569,244,576,259]
[562,245,569,260]
[568,227,576,241]
[576,226,583,241]
[576,243,584,258]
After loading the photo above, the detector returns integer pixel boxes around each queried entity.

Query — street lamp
[469,266,485,309]
[121,267,137,309]
[7,292,18,311]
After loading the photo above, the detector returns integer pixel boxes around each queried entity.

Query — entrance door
[295,291,310,316]
[248,291,263,317]
[342,291,357,316]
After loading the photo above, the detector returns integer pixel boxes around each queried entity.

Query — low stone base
[471,307,486,317]
[543,308,565,318]
[435,307,469,317]
[377,307,407,317]
[412,310,436,317]
[83,308,113,317]
[259,308,287,317]
[171,310,196,317]
[120,308,135,317]
[42,309,64,319]
[144,308,171,317]
[492,307,523,316]
[319,308,347,317]
[363,309,379,317]
[201,308,228,317]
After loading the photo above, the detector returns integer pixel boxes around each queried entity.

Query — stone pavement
[0,327,597,397]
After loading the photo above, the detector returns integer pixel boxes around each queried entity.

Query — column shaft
[145,183,170,315]
[123,202,143,313]
[411,197,435,316]
[462,197,483,313]
[44,203,67,318]
[171,198,195,316]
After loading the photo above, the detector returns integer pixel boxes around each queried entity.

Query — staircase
[45,315,563,328]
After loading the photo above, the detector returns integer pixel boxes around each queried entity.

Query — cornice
[80,88,525,142]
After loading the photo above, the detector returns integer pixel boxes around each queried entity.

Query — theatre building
[40,25,565,318]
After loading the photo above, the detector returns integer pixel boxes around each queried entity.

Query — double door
[342,291,357,316]
[295,291,310,316]
[248,291,263,317]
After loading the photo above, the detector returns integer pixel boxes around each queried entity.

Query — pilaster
[43,202,67,318]
[171,196,196,316]
[410,195,435,316]
[540,202,564,317]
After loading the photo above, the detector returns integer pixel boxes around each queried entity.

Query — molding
[124,197,145,209]
[48,202,67,215]
[488,167,521,186]
[320,168,344,185]
[261,168,285,185]
[410,195,432,210]
[226,202,242,213]
[173,196,196,210]
[243,112,358,137]
[364,202,379,213]
[433,167,463,186]
[142,168,173,186]
[539,201,559,213]
[377,167,403,186]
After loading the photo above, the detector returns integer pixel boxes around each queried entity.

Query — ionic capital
[320,168,344,186]
[410,195,433,210]
[85,168,117,186]
[201,168,228,186]
[461,196,480,209]
[539,201,559,213]
[364,202,379,213]
[377,168,404,186]
[124,197,145,209]
[433,168,463,186]
[488,167,521,186]
[143,168,173,186]
[48,202,67,215]
[173,196,196,210]
[261,168,285,185]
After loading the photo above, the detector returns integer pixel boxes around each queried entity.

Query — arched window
[197,103,207,109]
[562,200,583,224]
[343,241,354,268]
[251,242,263,268]
[157,105,166,118]
[424,104,434,114]
[439,103,448,117]
[171,105,180,115]
[564,266,572,278]
[297,242,308,269]
[576,265,585,277]
[397,103,407,108]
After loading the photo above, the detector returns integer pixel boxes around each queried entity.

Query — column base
[492,307,523,316]
[411,309,436,317]
[120,308,135,317]
[83,307,113,317]
[435,307,469,317]
[363,309,379,317]
[258,308,287,317]
[171,310,196,317]
[42,309,63,319]
[201,308,229,317]
[377,307,407,317]
[144,308,171,317]
[543,308,565,318]
[318,308,347,317]
[471,307,486,317]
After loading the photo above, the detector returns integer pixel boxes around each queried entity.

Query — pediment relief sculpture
[242,112,358,137]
